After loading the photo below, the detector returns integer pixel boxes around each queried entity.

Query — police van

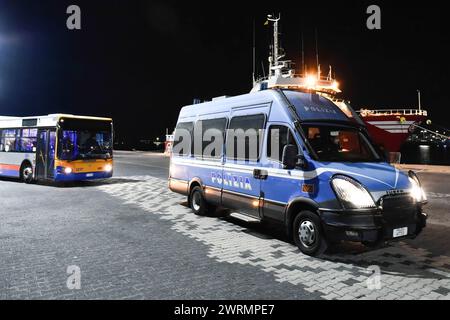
[168,88,428,256]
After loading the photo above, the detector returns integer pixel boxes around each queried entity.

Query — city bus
[0,114,114,183]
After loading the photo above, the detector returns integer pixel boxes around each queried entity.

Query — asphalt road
[113,151,169,179]
[0,151,449,300]
[412,172,450,227]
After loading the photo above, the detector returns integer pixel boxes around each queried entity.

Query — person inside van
[308,129,340,158]
[305,125,379,162]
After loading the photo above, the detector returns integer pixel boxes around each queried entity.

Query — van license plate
[86,173,94,178]
[393,227,408,238]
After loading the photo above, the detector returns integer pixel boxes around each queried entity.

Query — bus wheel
[21,163,34,184]
[293,211,328,256]
[189,186,215,216]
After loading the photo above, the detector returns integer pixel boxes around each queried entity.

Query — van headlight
[331,175,376,209]
[104,164,113,172]
[408,171,427,202]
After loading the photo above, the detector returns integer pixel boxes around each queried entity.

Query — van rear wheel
[293,211,328,256]
[189,186,215,216]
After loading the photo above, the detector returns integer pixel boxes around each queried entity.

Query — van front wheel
[293,211,328,256]
[189,186,215,216]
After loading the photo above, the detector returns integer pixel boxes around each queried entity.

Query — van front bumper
[320,207,427,244]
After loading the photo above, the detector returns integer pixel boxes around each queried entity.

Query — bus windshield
[58,118,113,161]
[302,124,381,162]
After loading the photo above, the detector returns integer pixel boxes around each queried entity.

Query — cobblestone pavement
[95,175,450,300]
[2,153,450,300]
[0,177,320,300]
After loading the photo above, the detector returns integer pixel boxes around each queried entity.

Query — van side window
[267,125,298,162]
[173,122,194,156]
[196,118,227,159]
[226,114,265,161]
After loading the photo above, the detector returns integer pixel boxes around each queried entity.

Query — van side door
[261,124,301,222]
[193,117,228,207]
[222,106,269,219]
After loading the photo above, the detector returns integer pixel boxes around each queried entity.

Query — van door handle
[253,169,268,180]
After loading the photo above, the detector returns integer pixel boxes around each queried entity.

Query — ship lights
[305,75,318,88]
[332,81,339,90]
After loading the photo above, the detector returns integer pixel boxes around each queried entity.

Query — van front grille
[380,195,417,226]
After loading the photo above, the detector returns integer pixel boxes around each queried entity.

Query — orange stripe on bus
[0,164,21,171]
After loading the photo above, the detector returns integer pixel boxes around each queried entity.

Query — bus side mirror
[282,144,306,170]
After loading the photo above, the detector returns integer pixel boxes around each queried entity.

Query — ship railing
[254,74,338,83]
[291,74,337,81]
[358,109,428,117]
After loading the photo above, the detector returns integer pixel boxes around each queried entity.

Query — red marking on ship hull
[361,114,427,152]
[364,123,409,152]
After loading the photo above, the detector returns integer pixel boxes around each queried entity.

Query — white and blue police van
[168,89,427,256]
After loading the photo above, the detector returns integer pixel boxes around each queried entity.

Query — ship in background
[357,99,449,155]
[250,14,439,158]
[357,107,427,153]
[166,15,448,159]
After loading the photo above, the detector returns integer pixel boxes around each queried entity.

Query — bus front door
[36,129,56,180]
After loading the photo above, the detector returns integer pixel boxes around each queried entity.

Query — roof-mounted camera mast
[251,14,341,96]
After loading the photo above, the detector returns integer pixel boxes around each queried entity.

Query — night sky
[0,0,449,144]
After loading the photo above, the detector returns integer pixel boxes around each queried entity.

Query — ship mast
[251,14,340,95]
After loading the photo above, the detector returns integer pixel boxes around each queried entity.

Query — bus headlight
[64,167,73,174]
[331,175,376,210]
[104,164,113,172]
[408,171,427,202]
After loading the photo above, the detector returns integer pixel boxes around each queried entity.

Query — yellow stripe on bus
[55,159,113,173]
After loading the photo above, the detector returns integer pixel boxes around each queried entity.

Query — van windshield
[302,124,381,162]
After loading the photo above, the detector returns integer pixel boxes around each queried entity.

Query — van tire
[20,162,34,184]
[189,186,215,216]
[293,211,328,256]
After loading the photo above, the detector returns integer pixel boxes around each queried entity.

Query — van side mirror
[376,144,389,162]
[282,144,306,170]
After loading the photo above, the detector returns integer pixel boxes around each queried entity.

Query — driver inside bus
[85,133,100,152]
[61,134,75,156]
